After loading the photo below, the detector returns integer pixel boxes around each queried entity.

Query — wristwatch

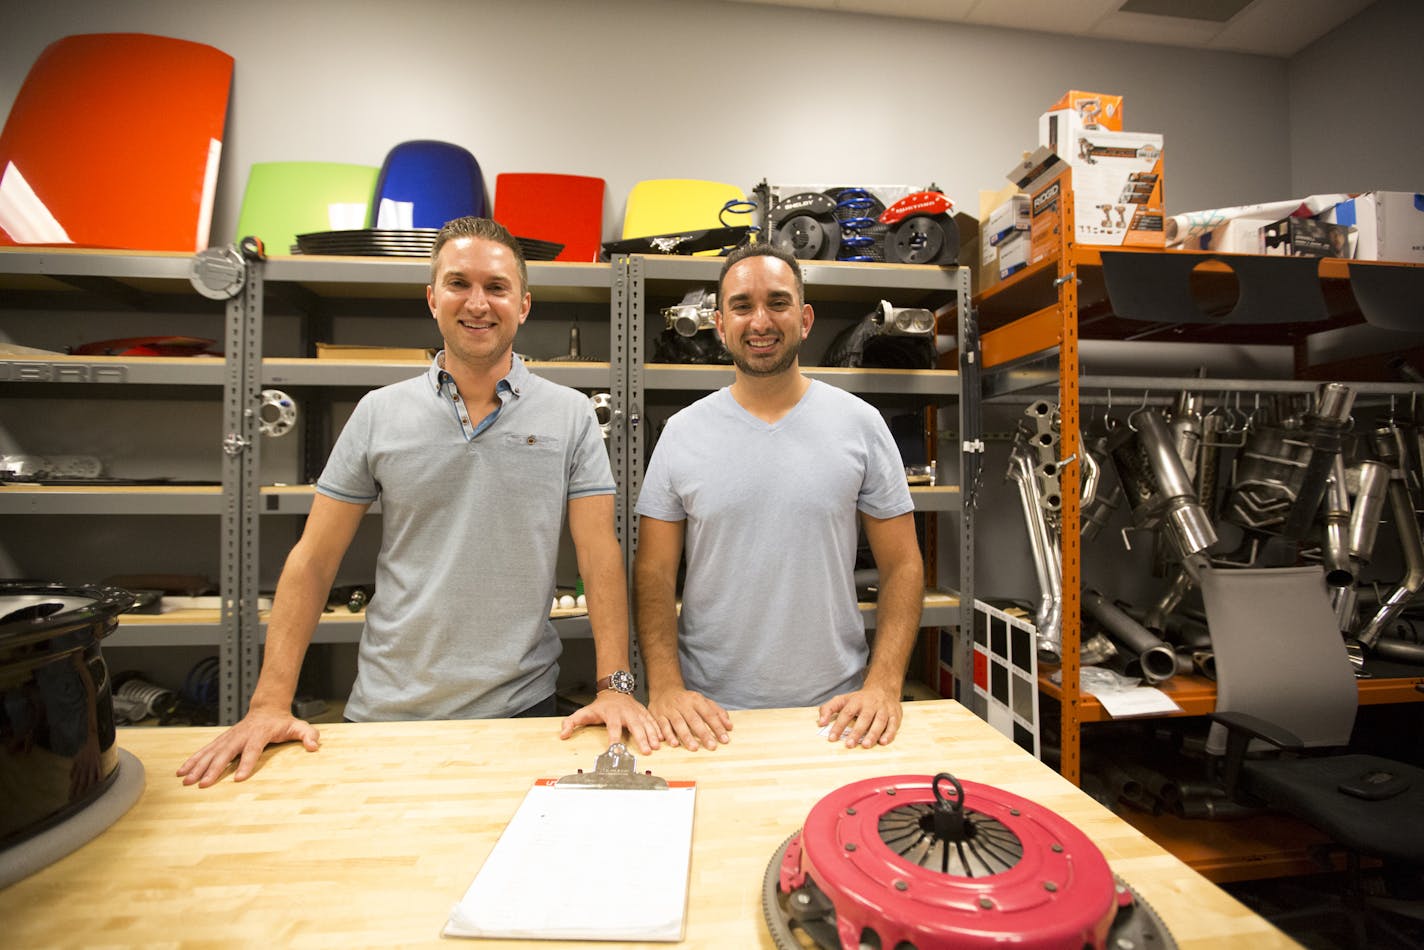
[596,670,636,695]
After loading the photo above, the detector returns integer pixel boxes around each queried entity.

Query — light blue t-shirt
[317,353,614,721]
[635,380,913,709]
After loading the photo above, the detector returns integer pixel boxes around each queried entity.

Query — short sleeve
[856,411,915,520]
[566,400,616,499]
[634,424,688,522]
[315,395,381,504]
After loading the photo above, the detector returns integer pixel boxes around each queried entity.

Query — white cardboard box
[1064,129,1165,248]
[1325,192,1424,262]
[996,230,1029,279]
[985,194,1029,247]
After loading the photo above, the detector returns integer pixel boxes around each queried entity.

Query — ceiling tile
[963,0,1121,34]
[842,0,980,19]
[1091,10,1226,49]
[1206,0,1376,55]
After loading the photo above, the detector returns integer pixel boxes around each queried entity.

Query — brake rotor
[762,772,1176,950]
[884,214,960,265]
[771,192,841,261]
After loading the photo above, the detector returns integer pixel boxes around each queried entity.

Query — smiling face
[715,254,813,378]
[426,236,531,374]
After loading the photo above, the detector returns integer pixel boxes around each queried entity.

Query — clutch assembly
[763,772,1175,950]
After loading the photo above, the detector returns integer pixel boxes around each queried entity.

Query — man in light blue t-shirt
[179,218,657,787]
[634,242,924,752]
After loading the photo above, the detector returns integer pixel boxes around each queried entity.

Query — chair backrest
[621,179,744,241]
[493,173,605,263]
[0,32,232,251]
[234,162,379,254]
[1200,565,1359,756]
[371,140,485,230]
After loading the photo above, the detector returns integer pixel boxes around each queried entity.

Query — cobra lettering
[0,362,129,383]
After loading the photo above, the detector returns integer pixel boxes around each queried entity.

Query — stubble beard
[730,336,801,378]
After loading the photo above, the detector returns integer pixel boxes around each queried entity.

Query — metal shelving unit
[0,247,241,718]
[973,184,1424,787]
[622,253,976,698]
[1,245,980,722]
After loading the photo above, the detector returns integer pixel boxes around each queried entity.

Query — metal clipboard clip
[555,742,669,790]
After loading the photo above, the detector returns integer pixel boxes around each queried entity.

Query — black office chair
[1199,565,1424,948]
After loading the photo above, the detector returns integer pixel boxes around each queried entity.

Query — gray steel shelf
[262,358,613,390]
[635,255,962,302]
[641,363,959,397]
[266,612,596,645]
[107,622,225,648]
[910,485,961,512]
[261,256,614,304]
[0,486,224,514]
[0,356,225,386]
[862,590,960,629]
[0,248,196,284]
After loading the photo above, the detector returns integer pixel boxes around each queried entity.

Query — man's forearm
[863,560,924,694]
[580,539,632,678]
[634,577,685,697]
[247,557,330,712]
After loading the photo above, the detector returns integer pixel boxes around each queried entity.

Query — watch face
[609,670,635,693]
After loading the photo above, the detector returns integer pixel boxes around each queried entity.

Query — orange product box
[1049,90,1124,130]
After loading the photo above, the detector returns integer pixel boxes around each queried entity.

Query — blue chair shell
[371,140,485,230]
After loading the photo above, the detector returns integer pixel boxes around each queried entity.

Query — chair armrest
[1209,711,1305,751]
[1209,711,1305,799]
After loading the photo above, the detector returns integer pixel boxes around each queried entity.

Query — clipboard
[443,744,696,941]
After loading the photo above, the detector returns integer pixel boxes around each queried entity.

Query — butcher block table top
[1,700,1291,948]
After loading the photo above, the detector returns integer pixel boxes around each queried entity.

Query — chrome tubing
[1321,455,1354,589]
[1130,407,1218,567]
[1007,444,1062,663]
[1082,589,1178,684]
[1358,428,1424,649]
[1348,460,1390,562]
[1281,383,1355,541]
[1144,566,1194,635]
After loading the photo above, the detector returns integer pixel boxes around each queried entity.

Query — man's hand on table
[819,684,902,748]
[648,688,732,751]
[176,706,320,787]
[559,690,661,755]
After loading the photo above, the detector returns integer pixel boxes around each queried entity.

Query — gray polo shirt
[317,353,614,720]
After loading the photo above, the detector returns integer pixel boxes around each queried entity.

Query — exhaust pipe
[1007,443,1062,663]
[1358,427,1424,649]
[1281,383,1355,540]
[1083,589,1178,684]
[1129,407,1217,578]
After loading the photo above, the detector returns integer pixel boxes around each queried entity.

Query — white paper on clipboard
[444,748,696,941]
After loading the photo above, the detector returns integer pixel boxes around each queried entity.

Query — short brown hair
[717,240,804,306]
[429,217,527,293]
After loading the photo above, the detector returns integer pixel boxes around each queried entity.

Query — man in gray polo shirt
[179,218,656,787]
[634,242,924,753]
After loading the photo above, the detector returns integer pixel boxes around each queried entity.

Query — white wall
[1288,0,1424,196]
[1,0,1316,248]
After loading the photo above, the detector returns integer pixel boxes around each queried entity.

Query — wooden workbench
[0,701,1294,948]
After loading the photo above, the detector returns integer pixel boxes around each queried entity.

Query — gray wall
[1288,0,1424,196]
[1,0,1358,248]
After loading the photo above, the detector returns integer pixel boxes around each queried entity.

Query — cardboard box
[1048,90,1124,130]
[977,183,1023,292]
[985,194,1029,247]
[316,343,436,361]
[1062,130,1165,249]
[1324,191,1424,262]
[996,230,1029,280]
[1260,216,1355,258]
